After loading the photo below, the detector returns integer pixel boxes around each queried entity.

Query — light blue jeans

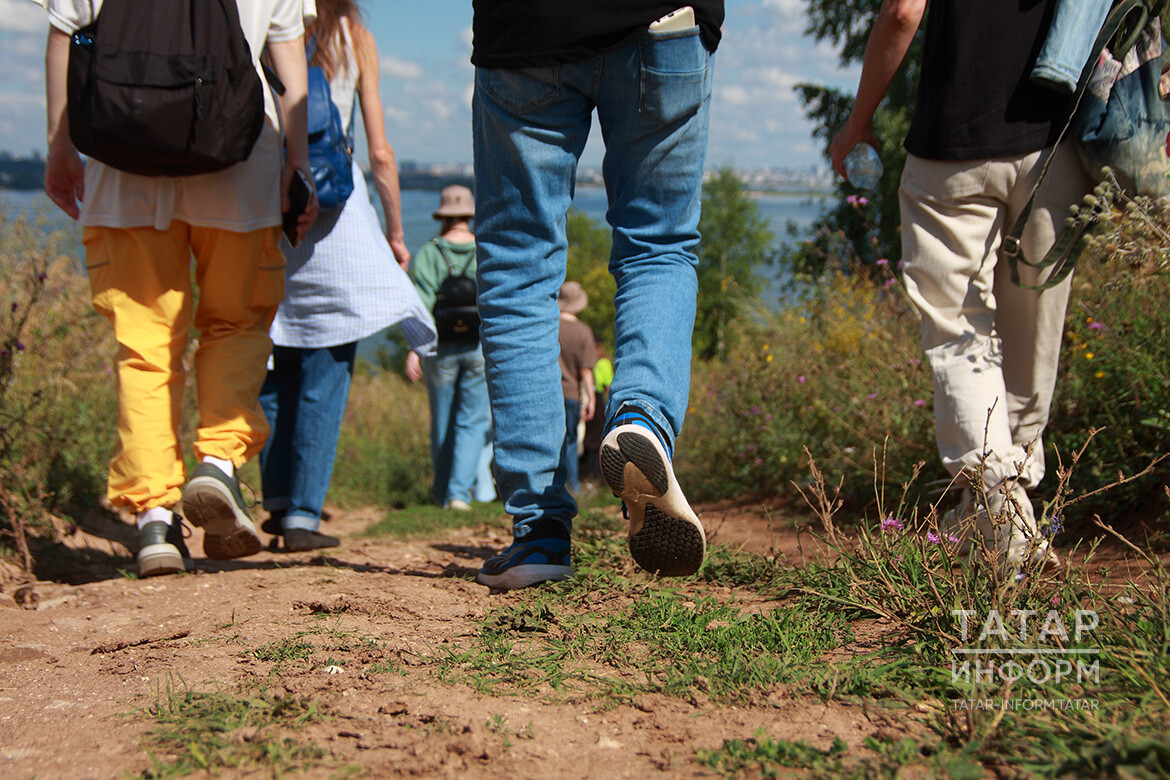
[563,399,581,495]
[1032,0,1110,93]
[422,342,493,505]
[259,343,356,532]
[473,27,713,539]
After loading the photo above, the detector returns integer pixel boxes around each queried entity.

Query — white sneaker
[600,420,705,577]
[944,484,1057,570]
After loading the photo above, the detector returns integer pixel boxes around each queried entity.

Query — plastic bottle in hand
[844,143,883,190]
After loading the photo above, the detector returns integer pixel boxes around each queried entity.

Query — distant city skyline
[0,0,861,172]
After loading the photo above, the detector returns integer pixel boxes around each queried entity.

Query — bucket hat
[433,185,475,219]
[558,281,588,314]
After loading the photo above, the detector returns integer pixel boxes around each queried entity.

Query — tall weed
[0,207,115,579]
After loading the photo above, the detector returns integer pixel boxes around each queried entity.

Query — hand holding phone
[282,169,313,247]
[649,6,695,32]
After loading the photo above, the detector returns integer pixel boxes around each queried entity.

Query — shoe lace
[236,475,262,512]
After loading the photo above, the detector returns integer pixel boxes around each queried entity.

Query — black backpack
[67,0,266,177]
[431,241,479,344]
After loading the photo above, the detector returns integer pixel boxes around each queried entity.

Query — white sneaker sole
[181,477,261,559]
[476,564,572,590]
[600,424,705,576]
[137,543,184,578]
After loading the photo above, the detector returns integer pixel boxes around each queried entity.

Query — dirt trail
[0,503,1156,779]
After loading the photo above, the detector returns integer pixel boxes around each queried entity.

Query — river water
[2,183,828,324]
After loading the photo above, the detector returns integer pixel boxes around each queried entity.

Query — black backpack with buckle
[67,0,266,177]
[431,241,479,344]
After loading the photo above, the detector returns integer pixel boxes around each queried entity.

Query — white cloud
[721,84,750,106]
[0,90,44,111]
[380,55,424,80]
[0,0,46,33]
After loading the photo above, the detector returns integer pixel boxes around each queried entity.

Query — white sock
[137,506,173,531]
[202,456,234,477]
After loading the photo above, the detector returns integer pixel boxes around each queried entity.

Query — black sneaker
[181,463,261,559]
[260,510,286,538]
[477,536,572,590]
[136,518,189,577]
[284,528,340,552]
[600,407,705,576]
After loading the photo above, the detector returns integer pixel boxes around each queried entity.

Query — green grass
[139,680,327,779]
[697,733,849,777]
[250,637,314,665]
[359,500,510,539]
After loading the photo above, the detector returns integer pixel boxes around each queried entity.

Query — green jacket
[409,237,477,314]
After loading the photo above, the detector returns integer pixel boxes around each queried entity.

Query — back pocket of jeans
[639,28,710,125]
[480,67,560,116]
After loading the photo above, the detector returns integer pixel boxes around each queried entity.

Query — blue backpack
[306,36,355,210]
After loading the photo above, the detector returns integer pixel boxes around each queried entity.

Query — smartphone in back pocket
[649,6,695,32]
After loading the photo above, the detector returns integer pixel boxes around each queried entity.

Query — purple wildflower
[947,533,960,544]
[913,399,926,407]
[866,393,878,401]
[876,258,889,266]
[797,375,806,384]
[1089,322,1105,330]
[881,516,904,533]
[927,532,940,544]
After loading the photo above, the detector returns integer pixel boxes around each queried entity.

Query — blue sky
[0,0,860,170]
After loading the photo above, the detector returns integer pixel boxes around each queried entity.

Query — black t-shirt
[472,1,725,68]
[904,0,1071,161]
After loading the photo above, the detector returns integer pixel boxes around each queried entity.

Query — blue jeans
[563,399,581,495]
[473,27,713,539]
[259,343,356,532]
[1032,0,1110,93]
[422,342,493,505]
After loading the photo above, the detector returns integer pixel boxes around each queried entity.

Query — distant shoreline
[0,154,835,199]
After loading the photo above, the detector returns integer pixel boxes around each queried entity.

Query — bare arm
[352,22,410,269]
[829,0,928,178]
[44,27,84,220]
[580,368,596,422]
[267,36,318,240]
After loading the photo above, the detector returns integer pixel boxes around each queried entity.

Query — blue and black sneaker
[477,536,571,590]
[600,405,705,576]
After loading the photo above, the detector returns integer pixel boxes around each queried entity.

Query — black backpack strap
[432,239,475,277]
[1003,0,1150,289]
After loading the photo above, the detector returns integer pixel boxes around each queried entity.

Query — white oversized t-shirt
[46,0,304,232]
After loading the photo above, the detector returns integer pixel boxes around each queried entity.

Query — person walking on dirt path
[258,0,437,553]
[557,282,597,497]
[830,0,1092,570]
[42,0,317,577]
[471,1,724,590]
[405,186,494,512]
